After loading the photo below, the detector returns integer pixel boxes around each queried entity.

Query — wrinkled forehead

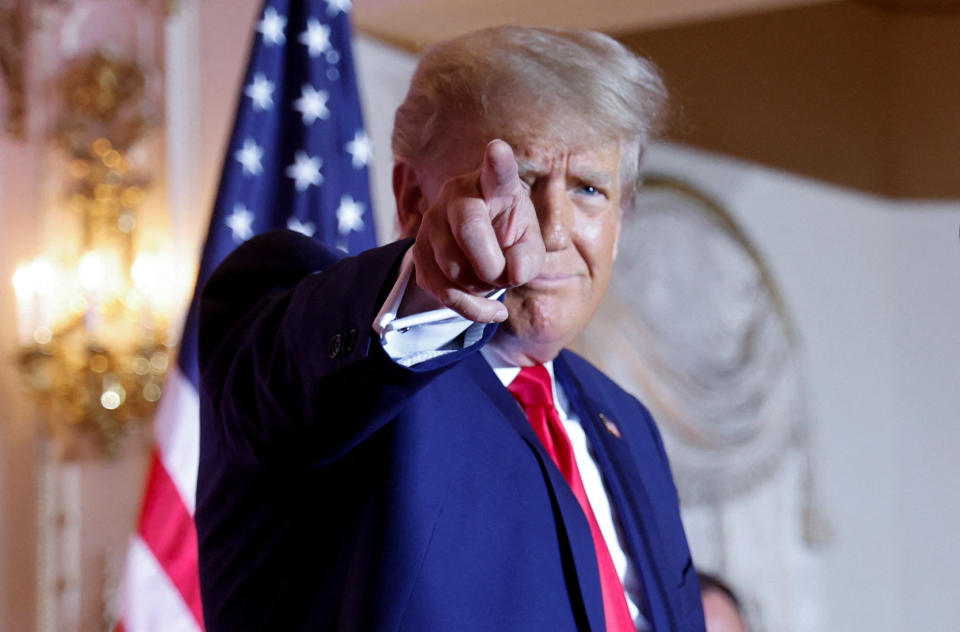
[425,104,623,172]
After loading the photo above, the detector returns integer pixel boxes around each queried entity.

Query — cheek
[576,214,620,277]
[577,215,607,243]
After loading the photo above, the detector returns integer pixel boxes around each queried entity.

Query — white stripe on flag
[152,366,201,515]
[117,536,202,632]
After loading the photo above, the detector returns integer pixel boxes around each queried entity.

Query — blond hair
[392,26,668,205]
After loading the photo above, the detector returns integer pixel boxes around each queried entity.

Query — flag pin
[599,413,621,438]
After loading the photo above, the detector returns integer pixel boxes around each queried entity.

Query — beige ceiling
[354,0,837,49]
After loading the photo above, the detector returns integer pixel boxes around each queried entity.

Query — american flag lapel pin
[598,413,622,439]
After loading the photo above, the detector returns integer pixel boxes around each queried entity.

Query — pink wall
[0,135,43,632]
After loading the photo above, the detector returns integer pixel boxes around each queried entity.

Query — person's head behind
[699,572,748,632]
[392,25,667,212]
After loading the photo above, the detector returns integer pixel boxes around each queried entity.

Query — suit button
[328,333,342,358]
[343,328,358,354]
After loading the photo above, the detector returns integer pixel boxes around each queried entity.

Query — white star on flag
[336,195,365,234]
[257,7,287,45]
[286,151,324,191]
[345,131,373,168]
[299,18,332,58]
[226,204,254,242]
[287,217,317,237]
[326,0,352,15]
[245,73,275,111]
[234,138,264,175]
[293,85,330,125]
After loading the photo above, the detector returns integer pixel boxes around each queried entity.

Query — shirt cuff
[372,249,503,366]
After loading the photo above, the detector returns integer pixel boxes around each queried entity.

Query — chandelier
[12,51,176,458]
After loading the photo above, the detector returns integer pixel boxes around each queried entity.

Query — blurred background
[1,0,958,630]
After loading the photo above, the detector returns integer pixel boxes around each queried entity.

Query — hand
[408,139,545,323]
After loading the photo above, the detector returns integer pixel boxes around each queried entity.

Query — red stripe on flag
[138,449,205,629]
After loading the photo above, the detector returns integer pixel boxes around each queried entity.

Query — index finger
[479,139,523,207]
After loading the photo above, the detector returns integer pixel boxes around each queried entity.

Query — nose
[532,180,572,252]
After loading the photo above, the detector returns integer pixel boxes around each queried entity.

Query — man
[197,26,705,631]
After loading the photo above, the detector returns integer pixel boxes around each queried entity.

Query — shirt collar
[480,347,569,416]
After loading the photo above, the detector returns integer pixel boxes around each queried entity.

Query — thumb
[479,139,522,206]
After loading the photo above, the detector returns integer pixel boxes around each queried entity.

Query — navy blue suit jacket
[196,230,705,631]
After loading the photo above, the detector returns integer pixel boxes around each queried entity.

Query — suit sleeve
[198,230,495,467]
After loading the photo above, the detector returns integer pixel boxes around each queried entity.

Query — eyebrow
[570,169,613,186]
[515,161,614,186]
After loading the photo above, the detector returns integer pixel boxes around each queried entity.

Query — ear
[393,162,426,239]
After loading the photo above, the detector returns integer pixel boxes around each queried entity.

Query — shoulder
[558,348,614,387]
[558,349,651,414]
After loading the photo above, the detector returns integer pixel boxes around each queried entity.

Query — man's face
[416,120,624,362]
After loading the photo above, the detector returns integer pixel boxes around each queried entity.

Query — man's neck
[484,335,561,367]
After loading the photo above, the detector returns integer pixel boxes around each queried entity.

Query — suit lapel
[463,354,607,632]
[554,352,679,631]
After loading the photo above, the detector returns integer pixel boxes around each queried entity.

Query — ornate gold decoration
[13,51,171,459]
[55,52,150,152]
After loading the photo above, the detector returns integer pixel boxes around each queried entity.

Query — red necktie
[508,365,635,632]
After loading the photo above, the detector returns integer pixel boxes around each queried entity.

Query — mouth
[523,273,579,290]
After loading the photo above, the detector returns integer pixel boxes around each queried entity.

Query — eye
[576,183,607,198]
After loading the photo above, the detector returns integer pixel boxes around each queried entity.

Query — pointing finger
[479,139,523,205]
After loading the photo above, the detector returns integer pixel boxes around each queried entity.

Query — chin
[496,314,577,363]
[505,290,585,339]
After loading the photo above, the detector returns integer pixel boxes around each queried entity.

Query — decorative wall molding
[571,170,830,632]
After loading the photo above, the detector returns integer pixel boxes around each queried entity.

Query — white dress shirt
[373,249,649,629]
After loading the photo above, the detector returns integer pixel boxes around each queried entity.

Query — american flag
[114,1,376,629]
